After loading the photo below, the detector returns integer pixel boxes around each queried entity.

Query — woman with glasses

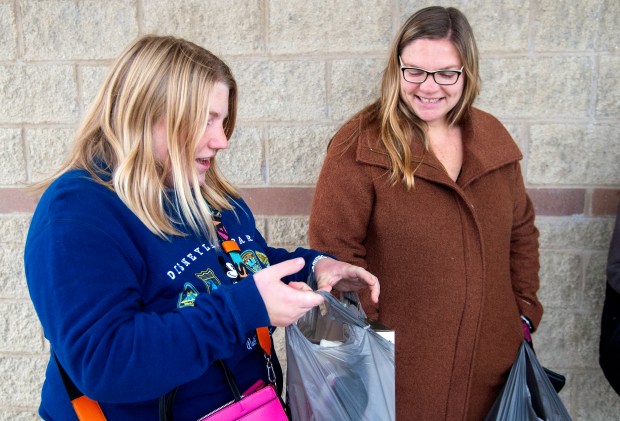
[309,6,542,420]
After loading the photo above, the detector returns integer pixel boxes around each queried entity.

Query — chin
[415,108,449,123]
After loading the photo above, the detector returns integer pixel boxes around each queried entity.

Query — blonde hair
[34,35,239,241]
[367,6,481,189]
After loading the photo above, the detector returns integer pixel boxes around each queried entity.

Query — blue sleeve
[25,218,269,403]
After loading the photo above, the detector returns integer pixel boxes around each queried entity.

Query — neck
[426,120,454,140]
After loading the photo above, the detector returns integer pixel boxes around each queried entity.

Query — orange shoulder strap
[71,396,107,421]
[256,326,272,356]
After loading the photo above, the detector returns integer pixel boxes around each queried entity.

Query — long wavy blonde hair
[34,35,239,241]
[366,6,481,189]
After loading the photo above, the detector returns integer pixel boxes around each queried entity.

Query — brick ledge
[1,187,618,216]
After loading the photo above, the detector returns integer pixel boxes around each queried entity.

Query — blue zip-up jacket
[25,169,323,420]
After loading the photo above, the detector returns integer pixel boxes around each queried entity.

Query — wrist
[311,255,329,272]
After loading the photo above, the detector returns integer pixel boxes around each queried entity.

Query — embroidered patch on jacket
[195,268,222,294]
[241,250,263,273]
[178,283,199,308]
[256,251,270,267]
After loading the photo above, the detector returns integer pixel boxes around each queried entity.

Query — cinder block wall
[1,1,619,419]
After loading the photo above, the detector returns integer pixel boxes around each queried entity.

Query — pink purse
[198,377,288,421]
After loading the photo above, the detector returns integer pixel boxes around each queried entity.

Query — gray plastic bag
[285,290,395,421]
[485,341,571,421]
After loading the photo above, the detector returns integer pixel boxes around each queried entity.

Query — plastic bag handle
[314,290,369,328]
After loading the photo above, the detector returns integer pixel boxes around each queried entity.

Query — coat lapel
[354,108,524,189]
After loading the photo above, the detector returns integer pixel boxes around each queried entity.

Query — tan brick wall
[1,0,619,419]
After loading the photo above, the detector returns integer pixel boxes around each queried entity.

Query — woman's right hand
[253,258,324,327]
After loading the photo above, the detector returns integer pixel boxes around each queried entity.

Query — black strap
[53,352,84,401]
[218,359,242,402]
[158,387,178,421]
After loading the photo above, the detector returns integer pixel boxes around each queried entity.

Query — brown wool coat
[309,108,543,420]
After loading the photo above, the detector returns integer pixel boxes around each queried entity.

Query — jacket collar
[355,108,523,188]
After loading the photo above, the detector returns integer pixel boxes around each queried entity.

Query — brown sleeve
[309,122,379,316]
[510,162,544,330]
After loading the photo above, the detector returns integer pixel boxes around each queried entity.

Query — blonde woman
[309,6,542,420]
[25,35,379,420]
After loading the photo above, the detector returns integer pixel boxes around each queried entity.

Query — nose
[419,75,440,90]
[208,126,228,150]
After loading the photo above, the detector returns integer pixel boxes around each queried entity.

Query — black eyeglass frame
[399,56,464,86]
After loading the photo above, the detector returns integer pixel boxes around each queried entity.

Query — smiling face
[153,81,230,185]
[399,38,464,128]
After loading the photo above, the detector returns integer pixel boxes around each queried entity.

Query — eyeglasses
[399,57,464,85]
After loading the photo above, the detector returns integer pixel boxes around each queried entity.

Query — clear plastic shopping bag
[485,340,571,421]
[285,290,395,421]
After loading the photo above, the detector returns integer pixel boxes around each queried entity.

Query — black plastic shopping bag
[285,290,395,421]
[485,340,571,421]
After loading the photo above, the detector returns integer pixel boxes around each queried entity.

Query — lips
[195,158,211,171]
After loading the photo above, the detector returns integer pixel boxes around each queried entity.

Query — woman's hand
[254,258,324,327]
[314,257,380,303]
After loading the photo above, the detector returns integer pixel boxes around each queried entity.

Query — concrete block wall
[0,0,618,419]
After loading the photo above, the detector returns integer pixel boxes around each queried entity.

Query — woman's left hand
[314,257,380,303]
